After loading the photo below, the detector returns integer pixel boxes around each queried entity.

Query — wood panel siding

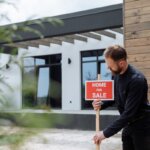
[124,0,150,100]
[125,13,150,25]
[125,0,150,10]
[126,30,150,39]
[125,6,150,18]
[131,61,150,69]
[126,37,150,47]
[126,45,150,55]
[128,53,150,62]
[125,21,150,32]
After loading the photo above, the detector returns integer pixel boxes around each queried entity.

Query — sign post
[96,74,100,150]
[85,75,114,150]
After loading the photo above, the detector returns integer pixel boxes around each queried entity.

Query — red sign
[85,80,114,100]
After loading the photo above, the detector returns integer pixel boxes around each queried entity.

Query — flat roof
[0,4,122,44]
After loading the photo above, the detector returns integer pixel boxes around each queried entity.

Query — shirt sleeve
[103,77,146,138]
[101,100,115,110]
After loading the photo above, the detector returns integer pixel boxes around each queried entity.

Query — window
[81,50,111,109]
[22,66,36,107]
[22,54,62,109]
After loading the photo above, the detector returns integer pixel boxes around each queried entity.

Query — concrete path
[0,128,122,150]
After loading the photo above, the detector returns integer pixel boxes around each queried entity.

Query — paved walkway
[0,128,122,150]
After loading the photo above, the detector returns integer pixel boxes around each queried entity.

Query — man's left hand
[93,131,106,145]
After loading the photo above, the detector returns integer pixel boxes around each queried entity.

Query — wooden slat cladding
[124,0,150,101]
[126,30,150,39]
[125,21,150,33]
[126,46,150,55]
[131,60,150,69]
[125,13,150,25]
[125,0,136,2]
[140,69,150,77]
[125,6,150,18]
[126,37,150,47]
[125,0,150,10]
[148,93,150,100]
[128,53,150,62]
[146,80,150,87]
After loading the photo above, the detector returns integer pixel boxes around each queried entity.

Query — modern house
[1,1,149,130]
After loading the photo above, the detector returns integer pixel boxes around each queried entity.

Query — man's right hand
[92,99,102,111]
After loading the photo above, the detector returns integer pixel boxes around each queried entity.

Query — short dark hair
[104,45,127,61]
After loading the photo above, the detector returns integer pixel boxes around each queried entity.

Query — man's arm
[103,77,146,138]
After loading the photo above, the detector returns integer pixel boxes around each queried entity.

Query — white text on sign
[92,82,106,87]
[92,93,107,99]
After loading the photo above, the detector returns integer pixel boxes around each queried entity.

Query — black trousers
[122,127,150,150]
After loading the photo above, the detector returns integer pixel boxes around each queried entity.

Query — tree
[0,1,64,149]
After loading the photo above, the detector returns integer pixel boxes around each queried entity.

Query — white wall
[0,54,22,110]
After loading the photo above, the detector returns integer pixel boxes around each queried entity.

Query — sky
[0,0,122,25]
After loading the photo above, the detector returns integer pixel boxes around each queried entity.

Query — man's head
[104,45,128,75]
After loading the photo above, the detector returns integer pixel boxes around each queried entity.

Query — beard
[110,66,123,75]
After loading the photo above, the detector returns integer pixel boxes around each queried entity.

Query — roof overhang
[0,4,123,53]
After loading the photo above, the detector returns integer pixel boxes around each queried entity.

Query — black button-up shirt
[103,65,150,138]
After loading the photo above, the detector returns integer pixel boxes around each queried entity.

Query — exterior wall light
[68,58,71,64]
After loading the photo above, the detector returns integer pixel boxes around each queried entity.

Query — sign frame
[85,80,114,101]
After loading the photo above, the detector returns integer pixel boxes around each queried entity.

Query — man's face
[105,57,124,75]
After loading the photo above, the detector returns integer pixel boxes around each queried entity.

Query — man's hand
[93,131,106,145]
[92,99,102,111]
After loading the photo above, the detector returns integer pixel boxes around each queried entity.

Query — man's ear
[119,60,125,67]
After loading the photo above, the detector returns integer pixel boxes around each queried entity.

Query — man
[92,45,150,150]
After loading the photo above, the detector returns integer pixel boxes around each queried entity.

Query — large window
[22,54,62,109]
[81,50,111,109]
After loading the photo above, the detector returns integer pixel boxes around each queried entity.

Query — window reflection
[82,62,97,83]
[81,50,112,109]
[82,51,97,61]
[98,55,105,61]
[49,65,61,108]
[37,67,49,105]
[82,56,97,61]
[23,57,34,66]
[22,67,36,108]
[82,62,97,109]
[101,63,112,80]
[35,58,45,65]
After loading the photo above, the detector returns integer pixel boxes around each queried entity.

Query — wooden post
[96,74,101,150]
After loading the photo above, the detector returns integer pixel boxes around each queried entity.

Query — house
[0,4,123,129]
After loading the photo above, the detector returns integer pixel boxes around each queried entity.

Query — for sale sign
[85,80,114,100]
